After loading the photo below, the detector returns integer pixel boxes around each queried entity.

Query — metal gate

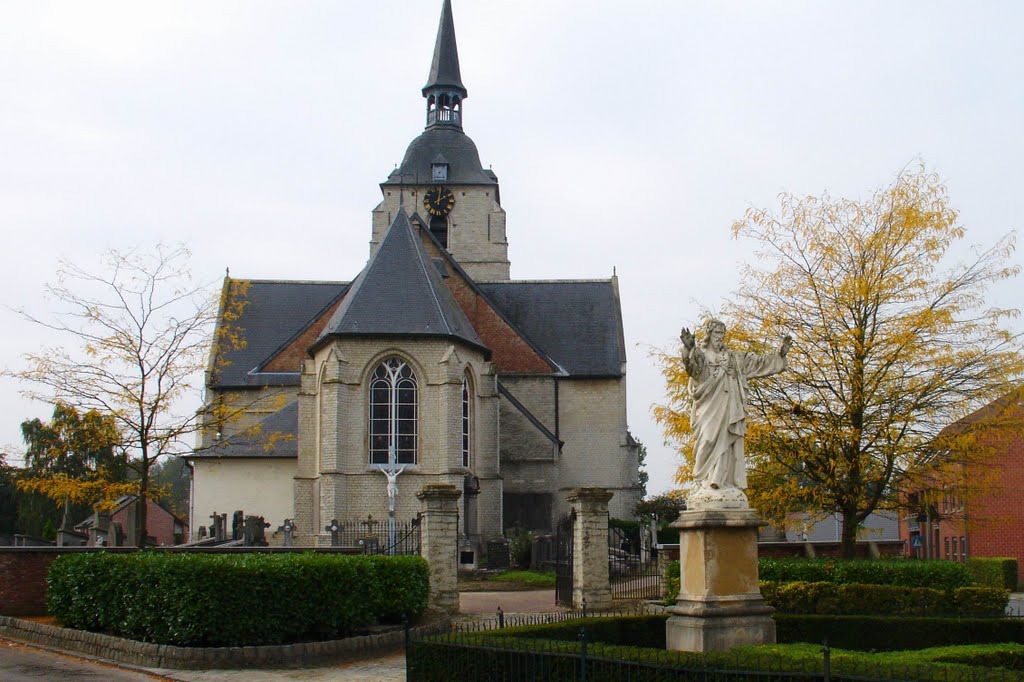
[554,511,575,606]
[609,520,662,600]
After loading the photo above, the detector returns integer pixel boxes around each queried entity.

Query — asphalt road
[0,638,162,681]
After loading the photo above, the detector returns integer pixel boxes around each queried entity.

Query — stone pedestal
[567,487,613,611]
[417,484,463,613]
[666,508,775,652]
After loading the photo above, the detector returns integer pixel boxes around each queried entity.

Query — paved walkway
[6,590,562,682]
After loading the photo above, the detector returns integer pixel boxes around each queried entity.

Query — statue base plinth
[666,508,776,652]
[686,485,749,510]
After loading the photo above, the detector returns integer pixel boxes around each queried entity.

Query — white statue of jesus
[680,318,791,503]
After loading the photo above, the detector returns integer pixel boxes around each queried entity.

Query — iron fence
[407,607,1024,681]
[326,515,421,555]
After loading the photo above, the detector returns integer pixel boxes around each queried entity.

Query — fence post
[579,626,588,682]
[403,615,411,682]
[822,638,830,682]
[497,606,504,628]
[417,484,463,612]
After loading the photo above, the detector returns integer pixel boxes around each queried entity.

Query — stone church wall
[555,377,640,521]
[294,337,502,546]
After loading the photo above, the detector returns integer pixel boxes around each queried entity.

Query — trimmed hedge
[47,552,429,646]
[776,614,1024,651]
[759,557,973,589]
[760,581,1008,617]
[968,557,1019,590]
[409,615,1024,681]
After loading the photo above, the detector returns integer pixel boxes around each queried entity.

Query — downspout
[554,377,561,453]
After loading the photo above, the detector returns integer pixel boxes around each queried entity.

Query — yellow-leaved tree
[655,166,1024,557]
[8,245,249,546]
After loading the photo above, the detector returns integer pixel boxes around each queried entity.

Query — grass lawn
[458,569,556,591]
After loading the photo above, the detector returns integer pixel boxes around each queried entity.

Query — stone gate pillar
[567,487,613,611]
[417,483,463,613]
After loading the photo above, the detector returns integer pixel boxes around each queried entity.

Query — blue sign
[911,536,923,548]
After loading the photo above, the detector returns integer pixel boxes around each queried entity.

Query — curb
[0,615,449,670]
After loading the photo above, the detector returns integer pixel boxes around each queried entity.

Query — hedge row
[968,557,1019,590]
[761,581,1008,617]
[408,615,1024,681]
[47,552,429,646]
[758,557,973,589]
[776,614,1024,651]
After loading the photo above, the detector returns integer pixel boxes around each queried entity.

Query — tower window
[430,215,449,249]
[369,358,417,464]
[432,163,448,182]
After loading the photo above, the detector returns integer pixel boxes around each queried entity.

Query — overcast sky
[1,1,1021,496]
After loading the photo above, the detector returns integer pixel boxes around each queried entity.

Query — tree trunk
[136,455,148,547]
[839,510,859,559]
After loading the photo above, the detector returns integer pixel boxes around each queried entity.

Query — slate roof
[188,402,299,459]
[382,127,496,186]
[478,280,626,377]
[212,280,348,388]
[314,211,488,355]
[423,0,466,97]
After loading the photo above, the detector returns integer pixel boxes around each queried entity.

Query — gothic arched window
[461,373,471,468]
[369,357,417,464]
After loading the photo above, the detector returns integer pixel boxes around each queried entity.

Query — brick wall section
[965,413,1024,582]
[419,231,553,374]
[262,299,344,373]
[113,497,185,546]
[0,551,59,616]
[897,397,1024,583]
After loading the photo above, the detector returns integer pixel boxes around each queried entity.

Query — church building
[188,1,641,557]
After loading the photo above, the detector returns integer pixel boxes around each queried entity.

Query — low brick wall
[0,615,448,669]
[0,547,363,616]
[0,550,62,616]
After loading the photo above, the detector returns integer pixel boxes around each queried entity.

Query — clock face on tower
[423,186,456,217]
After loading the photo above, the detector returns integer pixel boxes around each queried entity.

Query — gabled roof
[313,210,488,356]
[211,280,348,388]
[188,402,299,459]
[423,0,466,97]
[478,280,627,377]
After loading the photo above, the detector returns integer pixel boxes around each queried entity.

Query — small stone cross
[325,519,342,547]
[278,519,297,547]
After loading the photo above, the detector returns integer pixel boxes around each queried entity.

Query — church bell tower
[371,0,511,281]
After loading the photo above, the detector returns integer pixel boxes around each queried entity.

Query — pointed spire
[421,0,467,129]
[423,0,466,97]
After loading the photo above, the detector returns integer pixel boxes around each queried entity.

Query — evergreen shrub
[968,557,1019,590]
[775,614,1024,651]
[760,580,1007,617]
[758,557,972,589]
[47,552,429,646]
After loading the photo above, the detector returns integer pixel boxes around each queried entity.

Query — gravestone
[325,519,342,547]
[486,538,510,570]
[278,519,297,547]
[197,525,207,540]
[244,515,270,546]
[232,510,244,540]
